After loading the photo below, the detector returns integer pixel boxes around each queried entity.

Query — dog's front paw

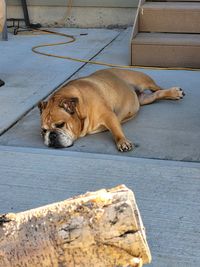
[117,138,133,152]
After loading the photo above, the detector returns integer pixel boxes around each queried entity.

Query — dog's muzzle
[44,130,74,148]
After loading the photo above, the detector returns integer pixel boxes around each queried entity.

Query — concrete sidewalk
[0,27,200,266]
[0,28,119,134]
[0,28,200,162]
[0,146,199,266]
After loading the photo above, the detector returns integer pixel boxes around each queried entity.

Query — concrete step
[131,33,200,67]
[139,2,200,33]
[0,146,200,266]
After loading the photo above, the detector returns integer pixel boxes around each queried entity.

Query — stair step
[131,33,200,67]
[139,2,200,33]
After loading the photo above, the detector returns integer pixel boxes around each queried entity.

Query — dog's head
[38,96,83,148]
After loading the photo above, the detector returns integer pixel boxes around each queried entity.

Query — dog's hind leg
[138,87,185,106]
[147,83,163,92]
[137,81,163,93]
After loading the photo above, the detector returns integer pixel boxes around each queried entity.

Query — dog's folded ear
[59,97,79,115]
[38,101,47,114]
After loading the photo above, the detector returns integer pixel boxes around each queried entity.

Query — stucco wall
[6,1,137,28]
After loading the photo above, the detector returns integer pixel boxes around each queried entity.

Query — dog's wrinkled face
[38,97,81,148]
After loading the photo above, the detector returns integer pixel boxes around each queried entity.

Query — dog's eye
[41,128,47,134]
[55,122,65,128]
[41,128,47,136]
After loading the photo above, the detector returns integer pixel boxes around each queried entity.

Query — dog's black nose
[48,131,63,148]
[49,131,57,141]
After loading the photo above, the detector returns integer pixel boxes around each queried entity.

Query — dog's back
[93,68,162,92]
[72,68,140,117]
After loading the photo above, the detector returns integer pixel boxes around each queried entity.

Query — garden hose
[32,28,200,72]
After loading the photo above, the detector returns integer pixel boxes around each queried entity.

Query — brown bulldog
[38,68,185,152]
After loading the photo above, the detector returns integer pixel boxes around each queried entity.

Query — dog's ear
[38,101,47,114]
[59,97,79,115]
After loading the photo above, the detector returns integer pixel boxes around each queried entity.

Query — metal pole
[2,20,7,40]
[21,0,31,27]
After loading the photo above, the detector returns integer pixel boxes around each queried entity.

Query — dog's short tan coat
[38,68,184,151]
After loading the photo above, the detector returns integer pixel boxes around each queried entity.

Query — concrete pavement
[0,27,200,266]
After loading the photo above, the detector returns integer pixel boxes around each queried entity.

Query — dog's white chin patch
[44,132,50,146]
[58,134,74,147]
